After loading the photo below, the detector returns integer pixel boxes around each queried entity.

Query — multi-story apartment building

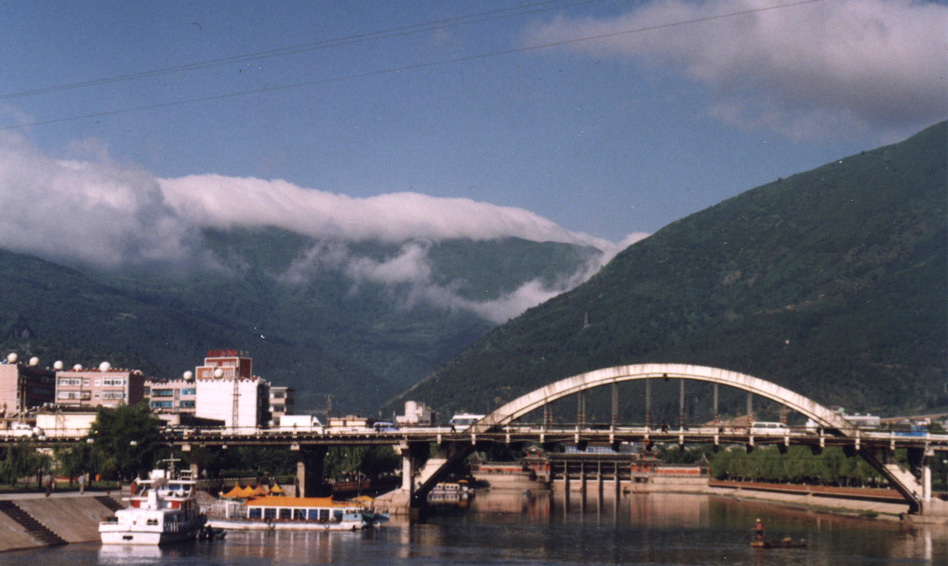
[144,377,197,414]
[54,362,145,409]
[194,350,269,429]
[0,355,56,418]
[269,385,294,424]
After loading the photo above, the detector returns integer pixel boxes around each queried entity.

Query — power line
[1,0,823,132]
[0,0,604,101]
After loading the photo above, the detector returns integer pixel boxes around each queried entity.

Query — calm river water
[4,491,947,565]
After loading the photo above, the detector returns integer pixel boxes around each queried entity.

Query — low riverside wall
[553,475,916,518]
[0,493,122,553]
[707,480,911,517]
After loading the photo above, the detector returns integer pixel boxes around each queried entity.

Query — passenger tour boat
[208,495,388,531]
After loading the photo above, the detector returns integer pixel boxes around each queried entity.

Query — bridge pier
[377,440,477,520]
[294,446,327,497]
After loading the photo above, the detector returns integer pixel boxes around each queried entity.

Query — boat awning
[221,484,245,499]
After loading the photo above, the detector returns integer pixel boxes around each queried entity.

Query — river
[4,491,946,564]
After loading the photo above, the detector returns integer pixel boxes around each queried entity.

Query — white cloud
[159,174,615,250]
[0,133,197,268]
[279,237,621,323]
[523,0,948,139]
[0,135,643,320]
[345,241,433,285]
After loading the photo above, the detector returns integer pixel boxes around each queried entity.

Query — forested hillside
[394,122,948,420]
[0,234,600,414]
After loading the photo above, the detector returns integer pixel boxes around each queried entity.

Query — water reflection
[5,491,947,565]
[453,488,948,565]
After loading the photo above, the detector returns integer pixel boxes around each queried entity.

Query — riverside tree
[88,402,164,481]
[0,439,49,486]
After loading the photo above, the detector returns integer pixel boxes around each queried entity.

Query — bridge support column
[679,380,685,429]
[614,462,621,502]
[294,446,327,498]
[713,384,719,423]
[645,379,652,429]
[611,382,618,426]
[564,466,571,512]
[577,391,586,426]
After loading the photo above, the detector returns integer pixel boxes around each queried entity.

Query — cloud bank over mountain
[159,174,618,250]
[0,133,643,322]
[524,0,947,140]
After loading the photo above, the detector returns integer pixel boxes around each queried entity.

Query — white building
[194,350,269,429]
[396,400,433,427]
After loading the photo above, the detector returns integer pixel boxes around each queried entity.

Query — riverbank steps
[0,493,121,552]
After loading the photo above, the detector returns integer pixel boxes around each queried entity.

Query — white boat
[99,465,207,545]
[208,495,388,531]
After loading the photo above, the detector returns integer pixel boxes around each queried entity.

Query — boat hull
[208,518,378,531]
[99,524,204,545]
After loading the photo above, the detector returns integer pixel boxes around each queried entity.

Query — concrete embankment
[552,476,915,518]
[0,492,122,553]
[706,480,911,518]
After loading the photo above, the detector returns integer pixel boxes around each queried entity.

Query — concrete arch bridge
[400,364,947,517]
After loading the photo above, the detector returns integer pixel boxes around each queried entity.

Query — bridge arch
[469,363,935,514]
[473,363,856,434]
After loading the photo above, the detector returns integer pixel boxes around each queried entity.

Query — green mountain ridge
[392,121,948,419]
[0,233,600,414]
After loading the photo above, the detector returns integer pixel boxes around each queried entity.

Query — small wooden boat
[751,537,807,549]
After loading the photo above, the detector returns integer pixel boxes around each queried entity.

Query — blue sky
[1,0,946,267]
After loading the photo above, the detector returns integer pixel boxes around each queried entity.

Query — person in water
[754,518,764,542]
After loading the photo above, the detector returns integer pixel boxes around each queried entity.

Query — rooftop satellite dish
[53,361,64,370]
[183,371,194,380]
[73,364,83,371]
[28,357,39,367]
[6,353,17,364]
[213,368,224,378]
[99,361,111,372]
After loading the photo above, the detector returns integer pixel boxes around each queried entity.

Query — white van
[750,421,789,435]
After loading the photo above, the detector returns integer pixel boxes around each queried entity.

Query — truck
[277,414,323,434]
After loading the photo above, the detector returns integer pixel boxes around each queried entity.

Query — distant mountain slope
[394,121,947,419]
[0,233,600,414]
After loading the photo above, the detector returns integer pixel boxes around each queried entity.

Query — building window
[59,378,82,386]
[151,401,173,409]
[103,378,126,386]
[102,391,125,400]
[58,391,91,400]
[179,401,195,409]
[181,388,196,396]
[152,389,174,397]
